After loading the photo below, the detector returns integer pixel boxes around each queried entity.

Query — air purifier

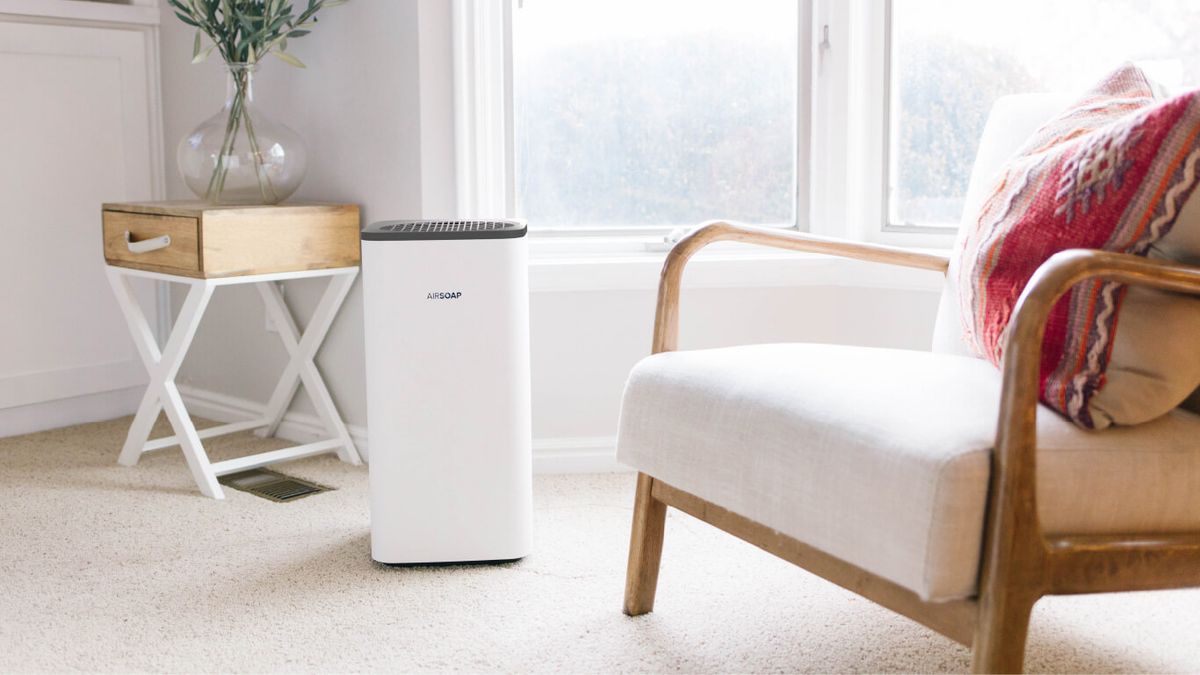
[361,220,532,564]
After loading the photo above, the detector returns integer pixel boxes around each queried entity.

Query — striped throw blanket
[956,64,1200,428]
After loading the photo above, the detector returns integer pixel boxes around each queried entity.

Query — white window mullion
[811,0,952,247]
[795,0,815,233]
[846,0,888,243]
[809,0,851,239]
[452,0,514,220]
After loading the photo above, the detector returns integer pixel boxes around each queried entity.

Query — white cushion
[931,93,1073,356]
[616,343,1200,601]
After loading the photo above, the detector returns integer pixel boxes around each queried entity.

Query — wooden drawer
[102,202,361,278]
[103,211,201,275]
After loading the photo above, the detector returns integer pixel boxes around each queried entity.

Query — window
[888,0,1200,230]
[460,1,1200,245]
[512,0,800,232]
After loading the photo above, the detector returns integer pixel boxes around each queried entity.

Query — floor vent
[218,468,332,502]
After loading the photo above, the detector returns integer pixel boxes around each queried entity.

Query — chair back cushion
[931,93,1074,357]
[946,64,1200,428]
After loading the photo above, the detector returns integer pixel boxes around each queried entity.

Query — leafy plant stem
[204,82,241,200]
[239,96,277,203]
[204,67,277,203]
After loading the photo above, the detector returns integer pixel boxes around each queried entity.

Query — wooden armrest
[651,220,951,353]
[996,249,1200,472]
[976,249,1200,608]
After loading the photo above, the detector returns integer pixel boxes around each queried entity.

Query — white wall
[158,1,942,470]
[159,0,422,446]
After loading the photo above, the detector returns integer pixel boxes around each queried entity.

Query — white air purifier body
[361,220,532,564]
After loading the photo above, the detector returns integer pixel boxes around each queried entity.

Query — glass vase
[177,64,307,205]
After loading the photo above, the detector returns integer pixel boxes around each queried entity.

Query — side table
[102,201,363,499]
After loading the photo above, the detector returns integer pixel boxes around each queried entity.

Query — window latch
[644,226,692,253]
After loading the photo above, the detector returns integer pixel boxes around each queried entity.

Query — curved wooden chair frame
[622,220,1200,673]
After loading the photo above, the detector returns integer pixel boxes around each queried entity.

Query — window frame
[455,0,814,240]
[808,0,957,248]
[873,1,1197,240]
[453,0,954,248]
[878,0,967,236]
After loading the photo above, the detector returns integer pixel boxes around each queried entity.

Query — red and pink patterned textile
[956,65,1200,428]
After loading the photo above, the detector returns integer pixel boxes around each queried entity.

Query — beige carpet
[1,418,1198,673]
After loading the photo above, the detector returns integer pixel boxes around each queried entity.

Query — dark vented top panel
[362,219,526,241]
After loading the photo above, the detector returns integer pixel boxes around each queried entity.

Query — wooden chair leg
[971,586,1038,673]
[624,472,668,616]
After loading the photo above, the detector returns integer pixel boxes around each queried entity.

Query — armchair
[617,97,1200,674]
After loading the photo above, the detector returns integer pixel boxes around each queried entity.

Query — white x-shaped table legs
[106,265,362,499]
[109,269,220,495]
[254,274,361,464]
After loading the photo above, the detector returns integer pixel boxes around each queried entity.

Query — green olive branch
[167,0,347,69]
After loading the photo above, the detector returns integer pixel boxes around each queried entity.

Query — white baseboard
[531,435,627,473]
[178,384,346,451]
[177,386,627,474]
[0,386,144,439]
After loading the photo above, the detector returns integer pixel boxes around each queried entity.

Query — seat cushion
[616,343,1200,602]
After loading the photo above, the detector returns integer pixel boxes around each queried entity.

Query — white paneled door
[0,17,163,435]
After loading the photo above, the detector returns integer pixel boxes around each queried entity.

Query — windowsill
[527,235,949,293]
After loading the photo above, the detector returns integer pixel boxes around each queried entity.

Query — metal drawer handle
[125,231,171,254]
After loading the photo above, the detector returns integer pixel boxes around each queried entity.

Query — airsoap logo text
[427,291,463,300]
